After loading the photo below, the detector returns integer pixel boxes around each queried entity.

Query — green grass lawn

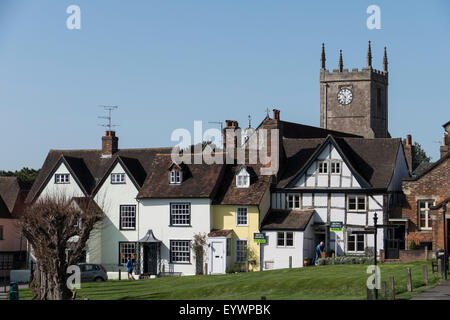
[19,260,442,300]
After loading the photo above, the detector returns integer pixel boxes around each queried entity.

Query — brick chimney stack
[223,120,241,162]
[273,109,280,121]
[102,131,118,158]
[404,134,414,173]
[440,121,450,159]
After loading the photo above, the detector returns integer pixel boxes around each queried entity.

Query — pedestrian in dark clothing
[126,257,135,280]
[315,242,325,265]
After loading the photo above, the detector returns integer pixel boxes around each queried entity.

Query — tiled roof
[213,164,271,205]
[137,153,225,199]
[208,229,232,237]
[0,176,29,218]
[26,147,172,203]
[277,137,402,189]
[261,209,315,231]
[405,154,449,181]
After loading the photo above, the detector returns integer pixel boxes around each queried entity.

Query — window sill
[169,262,191,265]
[236,224,248,227]
[347,211,367,213]
[276,246,294,248]
[169,225,192,228]
[120,228,136,231]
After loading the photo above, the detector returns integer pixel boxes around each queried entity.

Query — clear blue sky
[0,0,449,170]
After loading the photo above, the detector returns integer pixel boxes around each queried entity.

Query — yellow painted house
[208,164,271,274]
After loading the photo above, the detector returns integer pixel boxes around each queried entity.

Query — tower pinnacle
[321,43,326,69]
[383,46,388,72]
[367,41,372,68]
[338,50,343,72]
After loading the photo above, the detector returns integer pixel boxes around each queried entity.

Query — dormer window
[170,170,182,184]
[236,168,250,188]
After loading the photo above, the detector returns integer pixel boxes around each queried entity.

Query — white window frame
[235,239,248,263]
[330,160,341,174]
[236,169,250,188]
[418,200,434,231]
[347,233,365,253]
[236,207,248,226]
[286,194,301,210]
[277,231,294,248]
[169,170,182,184]
[170,240,191,264]
[120,205,136,230]
[318,160,329,174]
[347,195,367,212]
[111,173,126,184]
[55,174,70,184]
[170,203,191,226]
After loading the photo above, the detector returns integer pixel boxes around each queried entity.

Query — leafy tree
[0,167,40,184]
[402,140,431,167]
[183,141,218,153]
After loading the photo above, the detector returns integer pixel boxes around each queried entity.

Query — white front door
[211,241,224,274]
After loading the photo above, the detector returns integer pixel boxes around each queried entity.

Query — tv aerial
[98,105,119,131]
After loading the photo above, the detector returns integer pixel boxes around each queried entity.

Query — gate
[385,239,400,259]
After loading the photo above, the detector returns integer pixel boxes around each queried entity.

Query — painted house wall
[139,198,212,276]
[271,192,385,255]
[262,231,304,269]
[212,205,261,271]
[92,162,140,270]
[39,162,85,199]
[293,144,362,189]
[0,218,26,252]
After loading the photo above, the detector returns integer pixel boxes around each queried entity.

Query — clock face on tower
[337,88,353,105]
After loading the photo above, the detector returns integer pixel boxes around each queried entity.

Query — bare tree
[19,194,104,300]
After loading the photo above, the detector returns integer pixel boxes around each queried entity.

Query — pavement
[411,280,450,300]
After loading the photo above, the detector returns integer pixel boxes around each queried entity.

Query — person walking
[314,241,325,266]
[126,257,135,280]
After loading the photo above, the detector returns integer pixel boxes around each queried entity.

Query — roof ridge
[49,146,174,152]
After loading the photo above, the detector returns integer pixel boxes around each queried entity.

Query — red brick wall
[401,157,449,251]
[380,249,432,262]
[399,249,432,262]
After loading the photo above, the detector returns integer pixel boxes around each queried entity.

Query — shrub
[226,264,245,273]
[409,240,418,250]
[318,255,373,265]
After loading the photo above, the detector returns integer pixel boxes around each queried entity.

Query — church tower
[320,42,389,138]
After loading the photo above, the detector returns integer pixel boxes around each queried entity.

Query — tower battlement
[319,42,389,138]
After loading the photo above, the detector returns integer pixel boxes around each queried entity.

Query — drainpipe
[324,83,328,129]
[135,196,141,275]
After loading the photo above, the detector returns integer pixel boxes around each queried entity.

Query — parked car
[77,263,108,282]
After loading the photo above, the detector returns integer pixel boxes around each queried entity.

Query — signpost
[351,212,404,299]
[254,233,266,272]
[254,233,266,244]
[330,222,343,256]
[330,222,343,232]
